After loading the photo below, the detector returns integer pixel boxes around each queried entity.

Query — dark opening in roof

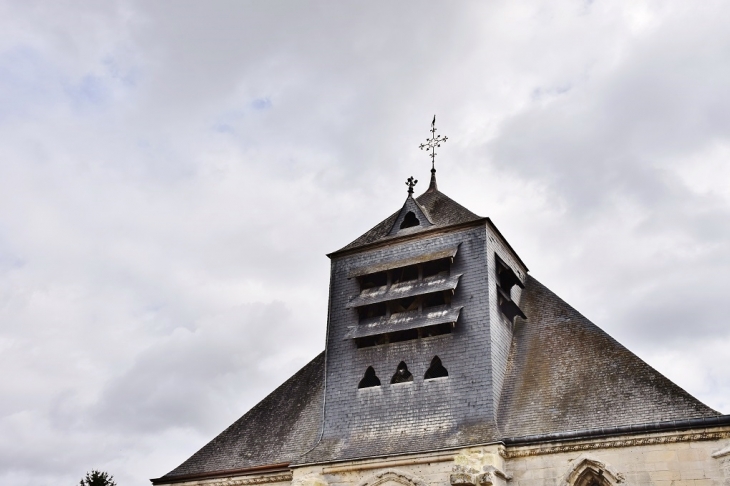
[497,286,526,321]
[422,291,447,309]
[358,366,381,388]
[400,211,420,229]
[357,302,387,320]
[495,254,524,293]
[391,361,413,384]
[422,258,450,279]
[391,264,419,284]
[359,271,387,290]
[424,356,448,379]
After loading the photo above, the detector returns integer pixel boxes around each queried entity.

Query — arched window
[574,469,611,486]
[563,456,624,486]
[400,211,420,229]
[424,356,448,379]
[391,361,413,384]
[358,366,381,388]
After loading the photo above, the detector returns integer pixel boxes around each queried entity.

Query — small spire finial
[419,115,448,174]
[406,176,418,196]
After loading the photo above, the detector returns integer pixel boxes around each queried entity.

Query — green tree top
[79,470,117,486]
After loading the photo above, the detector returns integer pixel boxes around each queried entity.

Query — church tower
[153,118,728,486]
[301,129,528,462]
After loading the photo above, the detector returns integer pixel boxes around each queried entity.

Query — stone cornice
[228,473,294,485]
[503,430,730,459]
[152,472,293,486]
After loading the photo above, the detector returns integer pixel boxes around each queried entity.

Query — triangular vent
[388,197,433,236]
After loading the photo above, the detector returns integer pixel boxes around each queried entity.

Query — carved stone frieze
[188,473,293,486]
[230,474,294,486]
[504,430,730,458]
[355,469,428,486]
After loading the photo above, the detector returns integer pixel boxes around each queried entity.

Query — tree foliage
[79,470,117,486]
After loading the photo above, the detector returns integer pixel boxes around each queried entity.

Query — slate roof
[333,183,483,254]
[497,276,720,438]
[159,277,721,482]
[160,353,324,481]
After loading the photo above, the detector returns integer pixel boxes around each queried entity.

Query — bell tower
[299,119,528,464]
[155,118,726,486]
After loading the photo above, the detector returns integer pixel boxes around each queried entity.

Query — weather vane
[419,115,448,172]
[406,176,418,195]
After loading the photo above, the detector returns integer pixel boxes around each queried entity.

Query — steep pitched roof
[497,276,719,438]
[333,186,483,254]
[158,279,722,482]
[158,353,324,482]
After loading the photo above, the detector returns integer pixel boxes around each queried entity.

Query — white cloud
[0,1,728,484]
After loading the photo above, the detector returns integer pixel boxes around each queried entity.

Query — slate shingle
[497,276,719,438]
[161,277,720,479]
[161,353,324,479]
[334,187,483,254]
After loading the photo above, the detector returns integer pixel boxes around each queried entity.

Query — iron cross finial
[419,115,448,172]
[406,176,418,195]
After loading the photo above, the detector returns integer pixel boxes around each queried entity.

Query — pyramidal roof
[157,277,721,482]
[497,277,719,439]
[155,170,727,484]
[160,353,325,480]
[333,173,484,255]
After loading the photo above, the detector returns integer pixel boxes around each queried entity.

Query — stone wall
[506,430,730,486]
[164,430,730,486]
[308,432,729,486]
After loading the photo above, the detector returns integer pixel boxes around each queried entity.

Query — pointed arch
[573,469,611,486]
[562,455,624,486]
[391,361,413,384]
[424,356,448,379]
[356,469,428,486]
[358,366,381,388]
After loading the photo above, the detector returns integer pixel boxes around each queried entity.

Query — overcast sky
[1,1,729,485]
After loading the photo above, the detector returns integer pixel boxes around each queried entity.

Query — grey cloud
[0,1,729,485]
[490,3,730,213]
[88,302,300,433]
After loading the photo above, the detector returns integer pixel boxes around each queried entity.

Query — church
[152,120,730,486]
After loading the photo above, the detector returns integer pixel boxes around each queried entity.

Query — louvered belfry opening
[495,254,526,322]
[345,246,463,348]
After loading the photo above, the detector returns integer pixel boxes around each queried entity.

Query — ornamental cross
[406,176,418,195]
[419,115,448,171]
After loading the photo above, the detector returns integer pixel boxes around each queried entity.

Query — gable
[387,197,433,235]
[333,189,482,255]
